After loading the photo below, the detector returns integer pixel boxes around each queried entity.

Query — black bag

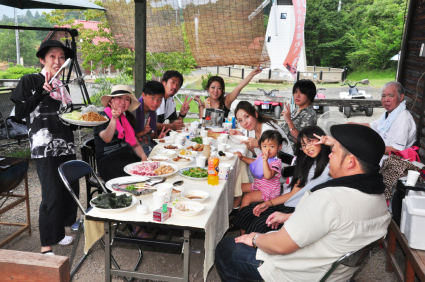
[393,180,425,226]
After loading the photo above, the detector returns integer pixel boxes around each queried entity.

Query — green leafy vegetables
[91,193,133,209]
[182,167,208,178]
[191,137,203,144]
[126,185,137,191]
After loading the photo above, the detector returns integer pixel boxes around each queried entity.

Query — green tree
[0,24,39,65]
[346,0,406,69]
[32,15,54,42]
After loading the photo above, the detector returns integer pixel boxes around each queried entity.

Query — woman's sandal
[58,235,74,246]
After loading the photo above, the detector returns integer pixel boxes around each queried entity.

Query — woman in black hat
[10,40,78,255]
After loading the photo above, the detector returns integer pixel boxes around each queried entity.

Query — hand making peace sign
[179,95,193,116]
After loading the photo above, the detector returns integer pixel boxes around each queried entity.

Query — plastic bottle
[207,152,219,186]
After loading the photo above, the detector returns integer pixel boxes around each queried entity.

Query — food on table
[186,195,205,200]
[172,188,180,193]
[180,149,186,155]
[172,156,191,162]
[91,193,132,209]
[176,130,182,133]
[159,140,165,143]
[124,182,146,192]
[149,158,165,161]
[182,167,208,178]
[154,165,175,175]
[62,111,107,122]
[176,205,194,212]
[191,137,203,144]
[207,132,221,139]
[218,151,226,156]
[186,144,204,152]
[129,162,161,176]
[164,145,178,149]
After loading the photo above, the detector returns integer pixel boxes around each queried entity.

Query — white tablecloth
[84,139,249,281]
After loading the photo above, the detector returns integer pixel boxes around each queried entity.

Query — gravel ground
[0,86,401,281]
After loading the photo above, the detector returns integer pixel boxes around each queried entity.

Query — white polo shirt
[256,187,391,282]
[370,109,416,151]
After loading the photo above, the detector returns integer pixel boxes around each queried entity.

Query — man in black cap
[215,124,391,282]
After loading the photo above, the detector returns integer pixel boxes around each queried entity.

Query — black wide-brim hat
[36,40,75,59]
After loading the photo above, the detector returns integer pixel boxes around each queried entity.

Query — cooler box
[400,196,425,250]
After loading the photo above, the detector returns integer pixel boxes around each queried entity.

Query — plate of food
[178,150,198,157]
[173,201,205,216]
[218,151,235,161]
[190,137,203,144]
[147,156,169,162]
[124,161,178,178]
[60,111,109,126]
[105,176,150,192]
[90,193,136,213]
[209,127,225,133]
[170,155,193,164]
[163,144,184,151]
[186,144,205,152]
[181,190,209,203]
[153,138,174,144]
[155,149,176,157]
[229,135,248,144]
[179,167,208,180]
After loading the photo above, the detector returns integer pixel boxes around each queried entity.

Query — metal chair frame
[58,160,143,280]
[319,237,384,282]
[80,138,104,207]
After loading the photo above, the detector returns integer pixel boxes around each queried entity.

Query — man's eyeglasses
[300,139,317,151]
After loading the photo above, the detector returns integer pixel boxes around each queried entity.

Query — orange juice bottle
[207,152,219,186]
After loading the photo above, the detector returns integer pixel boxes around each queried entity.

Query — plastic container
[207,152,219,186]
[400,196,425,250]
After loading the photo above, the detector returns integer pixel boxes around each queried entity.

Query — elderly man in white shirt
[350,81,416,163]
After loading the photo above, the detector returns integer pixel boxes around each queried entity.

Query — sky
[0,5,52,19]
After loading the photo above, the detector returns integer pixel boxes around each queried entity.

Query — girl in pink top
[235,130,284,209]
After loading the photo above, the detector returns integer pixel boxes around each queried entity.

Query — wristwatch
[252,234,259,249]
[179,113,186,118]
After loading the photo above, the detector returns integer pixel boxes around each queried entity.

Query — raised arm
[224,64,262,109]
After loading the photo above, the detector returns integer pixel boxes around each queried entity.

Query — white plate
[178,167,208,181]
[105,176,150,192]
[170,156,193,164]
[59,113,109,126]
[209,127,225,132]
[218,152,235,161]
[155,149,176,157]
[229,135,248,144]
[90,194,136,213]
[178,151,199,157]
[124,161,179,178]
[153,138,174,144]
[173,201,205,216]
[181,190,209,202]
[147,156,169,162]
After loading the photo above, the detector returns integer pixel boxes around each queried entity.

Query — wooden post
[320,71,323,81]
[228,67,231,77]
[296,71,300,82]
[217,66,219,74]
[269,69,272,79]
[242,68,245,79]
[134,0,146,98]
[386,227,396,272]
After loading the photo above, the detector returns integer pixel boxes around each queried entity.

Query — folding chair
[80,138,104,207]
[319,237,385,282]
[58,160,142,280]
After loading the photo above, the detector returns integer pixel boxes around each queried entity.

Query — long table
[385,219,425,282]
[84,140,249,282]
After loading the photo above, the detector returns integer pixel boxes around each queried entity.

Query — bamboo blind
[103,0,270,67]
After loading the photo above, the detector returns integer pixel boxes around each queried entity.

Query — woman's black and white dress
[10,73,79,247]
